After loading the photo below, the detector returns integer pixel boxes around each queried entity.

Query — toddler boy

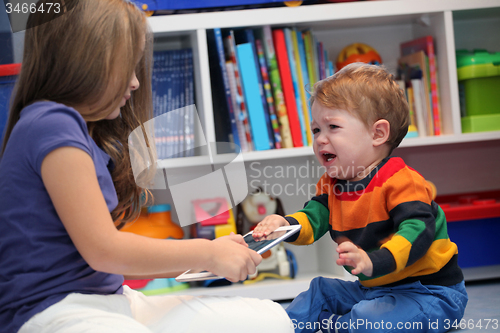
[253,63,468,333]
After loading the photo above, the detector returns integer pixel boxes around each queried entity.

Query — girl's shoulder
[19,100,88,132]
[10,101,93,173]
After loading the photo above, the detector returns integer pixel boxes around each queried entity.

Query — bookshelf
[149,0,500,300]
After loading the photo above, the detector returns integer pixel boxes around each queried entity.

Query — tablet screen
[244,229,291,254]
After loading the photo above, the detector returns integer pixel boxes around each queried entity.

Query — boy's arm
[285,194,330,245]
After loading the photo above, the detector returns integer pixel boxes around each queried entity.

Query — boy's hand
[336,241,373,277]
[252,214,289,240]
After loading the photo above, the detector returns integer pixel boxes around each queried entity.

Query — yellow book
[406,87,419,137]
[291,29,312,146]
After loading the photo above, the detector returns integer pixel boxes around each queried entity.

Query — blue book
[244,29,275,149]
[296,29,312,125]
[214,28,240,149]
[284,28,307,146]
[184,49,195,157]
[207,28,241,151]
[236,43,271,151]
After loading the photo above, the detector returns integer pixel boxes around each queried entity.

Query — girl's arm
[41,147,261,282]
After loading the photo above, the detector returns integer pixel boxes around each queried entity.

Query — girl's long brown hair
[1,0,154,226]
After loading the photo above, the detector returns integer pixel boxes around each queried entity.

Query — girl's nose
[130,73,140,91]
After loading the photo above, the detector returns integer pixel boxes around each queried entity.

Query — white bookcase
[148,0,500,300]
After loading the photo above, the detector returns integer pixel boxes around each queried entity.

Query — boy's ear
[371,119,390,147]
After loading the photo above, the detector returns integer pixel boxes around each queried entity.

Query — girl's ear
[372,119,390,147]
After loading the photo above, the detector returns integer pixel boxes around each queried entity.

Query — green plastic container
[456,50,500,133]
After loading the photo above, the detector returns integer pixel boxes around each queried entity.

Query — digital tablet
[175,225,301,282]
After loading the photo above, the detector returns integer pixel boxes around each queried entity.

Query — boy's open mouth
[323,153,336,162]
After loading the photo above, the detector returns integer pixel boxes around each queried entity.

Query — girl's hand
[336,241,373,277]
[252,214,289,240]
[208,233,262,282]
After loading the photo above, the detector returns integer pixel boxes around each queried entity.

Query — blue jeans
[286,277,468,333]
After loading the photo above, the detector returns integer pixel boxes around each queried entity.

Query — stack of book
[208,25,334,152]
[152,48,195,159]
[397,35,442,138]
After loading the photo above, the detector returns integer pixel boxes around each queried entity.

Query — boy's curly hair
[310,63,409,154]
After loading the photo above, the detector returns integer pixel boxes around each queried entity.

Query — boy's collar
[334,156,391,193]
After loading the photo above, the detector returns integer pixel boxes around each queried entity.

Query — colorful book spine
[297,31,313,122]
[261,25,293,149]
[255,37,282,149]
[291,28,312,146]
[213,28,241,148]
[226,61,250,152]
[311,33,320,84]
[303,30,317,88]
[224,31,253,151]
[400,36,441,135]
[273,28,303,148]
[284,28,307,146]
[411,78,427,137]
[244,29,275,149]
[318,41,325,80]
[398,51,434,136]
[184,49,195,156]
[236,43,272,151]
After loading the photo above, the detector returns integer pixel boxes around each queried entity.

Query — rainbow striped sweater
[285,157,463,287]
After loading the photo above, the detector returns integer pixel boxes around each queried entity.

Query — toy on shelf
[121,204,184,239]
[121,204,189,294]
[191,198,237,239]
[236,189,297,282]
[336,43,382,71]
[190,198,238,287]
[236,188,285,235]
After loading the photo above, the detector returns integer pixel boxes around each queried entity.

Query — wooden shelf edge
[148,0,500,33]
[156,132,500,169]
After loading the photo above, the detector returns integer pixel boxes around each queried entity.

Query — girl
[0,1,293,332]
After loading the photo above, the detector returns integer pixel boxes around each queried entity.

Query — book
[273,28,303,147]
[236,43,272,151]
[405,86,419,138]
[318,41,325,80]
[399,51,434,136]
[291,28,312,146]
[411,78,427,137]
[401,36,441,135]
[226,61,250,152]
[303,30,317,88]
[254,37,282,149]
[245,29,276,148]
[207,28,241,152]
[311,33,320,84]
[284,28,307,146]
[235,29,275,149]
[297,30,313,122]
[184,49,195,156]
[257,25,293,149]
[223,30,253,152]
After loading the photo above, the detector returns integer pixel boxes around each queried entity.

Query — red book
[401,36,441,136]
[272,29,303,147]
